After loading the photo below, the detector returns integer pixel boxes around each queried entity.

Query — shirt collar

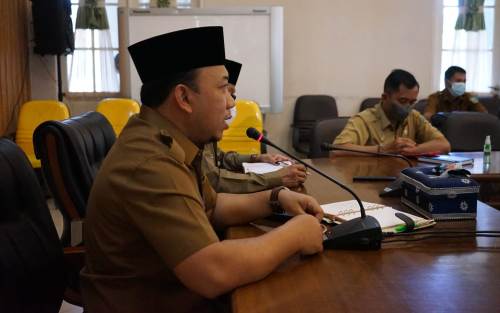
[441,88,463,102]
[139,105,200,166]
[375,102,392,130]
[442,88,454,99]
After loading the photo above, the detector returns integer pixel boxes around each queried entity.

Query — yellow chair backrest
[218,99,263,155]
[96,98,140,136]
[15,100,70,168]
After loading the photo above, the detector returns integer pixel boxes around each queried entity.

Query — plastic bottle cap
[485,135,491,145]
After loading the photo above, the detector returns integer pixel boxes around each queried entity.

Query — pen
[395,225,407,233]
[275,160,292,166]
[323,212,346,223]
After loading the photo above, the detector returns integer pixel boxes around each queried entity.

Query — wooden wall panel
[0,0,31,136]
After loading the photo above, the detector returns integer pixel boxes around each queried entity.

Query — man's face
[445,72,466,89]
[382,84,419,124]
[224,84,237,126]
[228,84,236,104]
[188,65,231,143]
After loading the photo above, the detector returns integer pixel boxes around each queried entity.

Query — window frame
[64,1,120,98]
[436,0,497,93]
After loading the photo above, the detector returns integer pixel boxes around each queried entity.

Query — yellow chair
[96,98,140,136]
[219,99,263,154]
[15,100,70,168]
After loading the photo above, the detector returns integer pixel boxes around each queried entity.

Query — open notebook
[321,200,436,233]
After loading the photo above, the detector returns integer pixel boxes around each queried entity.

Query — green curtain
[455,0,485,31]
[157,0,171,7]
[75,0,109,30]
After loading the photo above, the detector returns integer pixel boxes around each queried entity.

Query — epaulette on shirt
[157,129,187,164]
[159,129,173,148]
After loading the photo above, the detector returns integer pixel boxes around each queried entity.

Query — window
[139,0,193,8]
[66,0,193,94]
[67,0,120,93]
[440,0,496,92]
[176,0,192,8]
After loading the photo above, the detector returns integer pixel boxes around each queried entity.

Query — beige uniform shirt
[334,103,445,146]
[81,106,220,313]
[202,143,282,193]
[425,89,487,116]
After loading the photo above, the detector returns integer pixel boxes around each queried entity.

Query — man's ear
[173,84,193,114]
[381,92,388,101]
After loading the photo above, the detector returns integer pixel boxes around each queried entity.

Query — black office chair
[477,96,500,117]
[292,95,338,155]
[0,138,66,313]
[440,111,500,151]
[33,111,116,247]
[412,99,427,115]
[308,117,350,158]
[359,98,380,112]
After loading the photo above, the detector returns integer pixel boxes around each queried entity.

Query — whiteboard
[118,7,284,113]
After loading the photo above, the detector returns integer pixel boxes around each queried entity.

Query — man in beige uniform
[81,27,324,313]
[334,69,450,155]
[424,66,487,121]
[203,59,307,193]
[204,144,306,193]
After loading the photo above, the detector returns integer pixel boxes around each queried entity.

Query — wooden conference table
[228,155,500,313]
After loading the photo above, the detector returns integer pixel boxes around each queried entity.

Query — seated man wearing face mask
[424,66,487,121]
[333,69,451,155]
[203,59,308,193]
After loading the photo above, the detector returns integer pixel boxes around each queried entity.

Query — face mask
[389,101,411,124]
[450,82,466,97]
[226,106,237,126]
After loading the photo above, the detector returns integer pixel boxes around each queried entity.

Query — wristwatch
[269,186,289,214]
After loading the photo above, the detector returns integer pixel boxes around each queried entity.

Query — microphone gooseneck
[247,127,366,218]
[247,127,383,250]
[321,143,413,168]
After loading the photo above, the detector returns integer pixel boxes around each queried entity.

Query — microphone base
[379,178,403,198]
[323,216,382,250]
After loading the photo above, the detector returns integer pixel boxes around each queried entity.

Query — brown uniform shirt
[425,89,487,116]
[334,103,445,146]
[81,106,220,313]
[202,143,282,193]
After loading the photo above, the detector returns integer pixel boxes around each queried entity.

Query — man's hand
[400,145,420,155]
[285,214,324,255]
[381,137,416,154]
[278,164,308,188]
[256,153,290,164]
[277,188,323,221]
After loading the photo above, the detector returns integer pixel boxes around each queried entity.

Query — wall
[30,1,499,152]
[0,0,31,136]
[204,0,441,151]
[494,1,500,88]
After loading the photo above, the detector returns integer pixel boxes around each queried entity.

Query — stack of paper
[417,155,474,165]
[242,161,292,174]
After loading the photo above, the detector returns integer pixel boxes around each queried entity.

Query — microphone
[321,143,413,197]
[321,143,413,167]
[246,127,382,250]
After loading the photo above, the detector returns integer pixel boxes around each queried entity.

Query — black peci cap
[225,59,242,85]
[128,26,226,83]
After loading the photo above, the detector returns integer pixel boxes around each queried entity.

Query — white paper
[242,161,292,174]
